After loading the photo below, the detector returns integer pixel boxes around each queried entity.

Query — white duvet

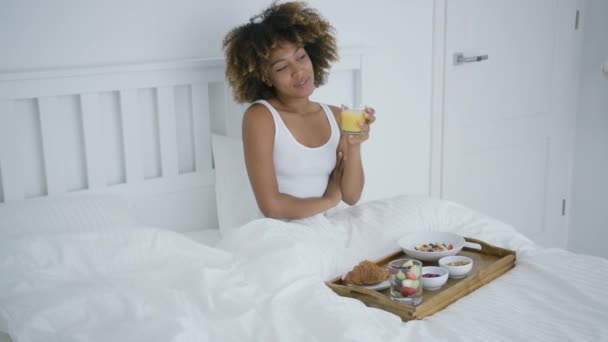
[1,196,607,341]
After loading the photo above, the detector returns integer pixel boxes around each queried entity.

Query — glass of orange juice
[340,105,366,134]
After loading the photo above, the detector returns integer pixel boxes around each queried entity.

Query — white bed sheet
[0,228,220,342]
[1,195,607,341]
[182,229,221,247]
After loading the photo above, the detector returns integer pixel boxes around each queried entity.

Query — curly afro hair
[222,1,338,103]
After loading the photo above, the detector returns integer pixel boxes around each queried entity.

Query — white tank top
[254,100,340,199]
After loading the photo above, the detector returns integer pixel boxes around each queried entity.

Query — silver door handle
[453,53,489,66]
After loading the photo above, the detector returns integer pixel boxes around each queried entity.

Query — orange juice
[340,107,366,134]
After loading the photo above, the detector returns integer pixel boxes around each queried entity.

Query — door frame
[429,0,447,198]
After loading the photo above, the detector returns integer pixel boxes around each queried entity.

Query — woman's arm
[242,103,342,219]
[329,105,376,205]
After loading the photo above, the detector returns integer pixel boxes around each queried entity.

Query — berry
[401,287,418,296]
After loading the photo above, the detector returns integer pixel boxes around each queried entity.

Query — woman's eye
[298,54,306,61]
[276,65,288,72]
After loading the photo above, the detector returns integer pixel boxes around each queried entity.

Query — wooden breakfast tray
[326,237,516,321]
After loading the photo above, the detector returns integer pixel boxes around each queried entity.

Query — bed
[1,56,607,342]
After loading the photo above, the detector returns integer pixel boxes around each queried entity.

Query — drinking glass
[388,258,423,305]
[340,105,366,134]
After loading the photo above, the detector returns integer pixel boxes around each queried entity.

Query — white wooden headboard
[0,50,364,231]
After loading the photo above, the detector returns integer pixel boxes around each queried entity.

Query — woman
[223,1,376,220]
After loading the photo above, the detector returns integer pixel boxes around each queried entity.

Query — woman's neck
[273,95,313,114]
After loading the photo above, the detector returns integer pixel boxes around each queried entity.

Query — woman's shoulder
[243,101,274,131]
[244,101,273,118]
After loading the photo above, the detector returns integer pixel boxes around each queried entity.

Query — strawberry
[401,287,418,296]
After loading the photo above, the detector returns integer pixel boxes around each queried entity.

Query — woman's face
[266,42,315,99]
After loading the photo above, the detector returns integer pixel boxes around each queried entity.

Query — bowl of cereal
[439,255,474,278]
[397,232,481,262]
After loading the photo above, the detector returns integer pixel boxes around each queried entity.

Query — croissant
[343,260,389,285]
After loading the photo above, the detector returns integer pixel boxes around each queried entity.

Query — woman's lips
[294,77,309,88]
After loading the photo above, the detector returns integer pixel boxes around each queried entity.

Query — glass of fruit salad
[388,258,423,305]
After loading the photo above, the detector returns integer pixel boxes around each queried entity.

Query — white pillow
[0,194,137,236]
[211,134,262,234]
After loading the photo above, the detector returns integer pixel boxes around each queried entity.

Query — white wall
[569,0,608,258]
[0,0,434,203]
[307,0,433,201]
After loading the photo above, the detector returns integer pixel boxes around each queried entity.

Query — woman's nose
[292,65,305,78]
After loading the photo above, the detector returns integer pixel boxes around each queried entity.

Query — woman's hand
[324,151,345,205]
[347,106,376,145]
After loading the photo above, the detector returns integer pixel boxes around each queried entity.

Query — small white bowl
[421,266,449,290]
[439,256,473,279]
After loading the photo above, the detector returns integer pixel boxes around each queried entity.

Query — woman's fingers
[335,151,345,172]
[358,122,371,132]
[331,150,345,185]
[343,122,370,144]
[364,107,376,124]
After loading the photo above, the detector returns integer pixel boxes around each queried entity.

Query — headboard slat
[80,93,106,190]
[191,83,212,172]
[119,89,144,183]
[38,97,67,196]
[0,100,25,201]
[156,86,179,177]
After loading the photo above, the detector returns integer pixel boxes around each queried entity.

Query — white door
[439,0,583,247]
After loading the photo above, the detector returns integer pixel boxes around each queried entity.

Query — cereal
[414,243,454,252]
[447,261,469,266]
